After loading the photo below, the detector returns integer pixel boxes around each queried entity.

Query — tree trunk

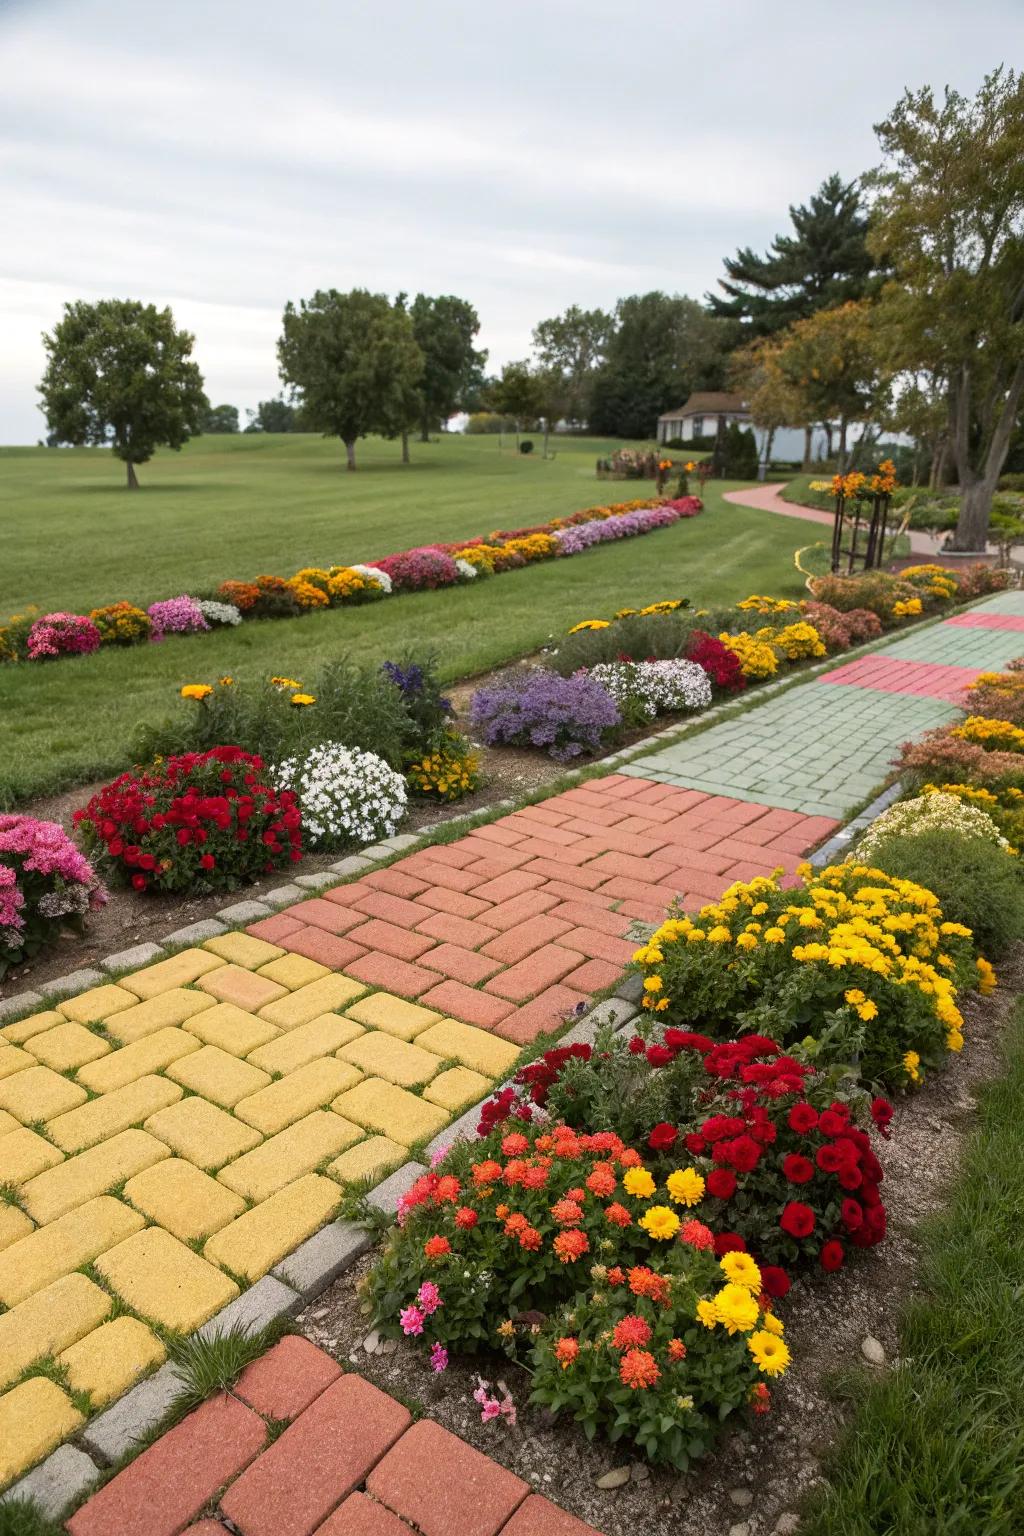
[543,418,550,459]
[344,439,356,471]
[401,430,410,465]
[801,425,813,471]
[126,460,139,490]
[837,419,848,473]
[949,361,1024,551]
[823,423,834,460]
[419,413,430,444]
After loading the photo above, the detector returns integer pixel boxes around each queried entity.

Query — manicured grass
[778,473,833,514]
[4,436,810,804]
[801,999,1024,1536]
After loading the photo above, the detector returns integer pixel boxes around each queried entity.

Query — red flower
[818,1110,846,1137]
[646,1045,675,1068]
[423,1235,451,1259]
[779,1201,815,1238]
[759,1265,791,1298]
[518,1225,542,1251]
[663,1029,714,1052]
[627,1036,646,1055]
[131,874,147,891]
[604,1202,632,1228]
[200,854,215,870]
[870,1097,894,1138]
[712,1232,747,1256]
[684,1133,707,1155]
[815,1145,845,1174]
[454,1207,478,1229]
[787,1102,819,1134]
[612,1315,652,1351]
[718,1134,761,1172]
[820,1239,845,1272]
[706,1169,737,1200]
[841,1198,863,1231]
[648,1123,678,1152]
[553,1229,589,1263]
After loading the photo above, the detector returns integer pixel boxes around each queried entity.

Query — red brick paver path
[819,653,981,703]
[250,779,837,1046]
[67,1340,604,1536]
[944,610,1024,632]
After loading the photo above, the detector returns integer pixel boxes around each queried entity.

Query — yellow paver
[339,1032,443,1090]
[205,1173,340,1282]
[0,1127,64,1184]
[77,1027,201,1095]
[198,964,288,1012]
[326,1134,407,1187]
[144,1097,262,1170]
[256,953,329,990]
[0,1196,145,1308]
[258,975,366,1030]
[59,1316,167,1408]
[183,1002,281,1056]
[234,1058,362,1135]
[0,1110,16,1135]
[107,988,217,1044]
[21,1130,170,1225]
[124,1158,246,1242]
[332,1078,448,1147]
[424,1066,491,1114]
[96,1227,239,1331]
[25,1021,111,1073]
[56,984,138,1024]
[345,992,443,1041]
[0,1064,86,1123]
[120,947,225,999]
[216,1111,362,1202]
[247,1015,363,1076]
[1,1010,64,1045]
[166,1044,271,1108]
[46,1074,183,1154]
[0,1045,35,1080]
[0,1377,84,1489]
[0,1272,111,1388]
[203,932,284,969]
[416,1019,520,1078]
[0,1204,34,1251]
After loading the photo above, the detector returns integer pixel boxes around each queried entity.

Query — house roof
[657,392,749,421]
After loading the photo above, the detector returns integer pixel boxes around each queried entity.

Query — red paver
[351,890,433,928]
[563,957,623,992]
[415,910,501,949]
[480,914,574,964]
[246,913,305,942]
[484,944,585,1002]
[418,943,503,983]
[559,926,636,965]
[471,869,547,903]
[404,860,483,894]
[280,928,369,970]
[547,901,631,936]
[465,822,525,847]
[416,886,492,919]
[345,952,437,998]
[221,1374,410,1536]
[493,984,590,1045]
[185,1524,229,1535]
[461,850,539,878]
[345,919,437,961]
[945,610,1024,631]
[366,1419,528,1536]
[418,979,516,1028]
[235,1335,341,1420]
[288,898,368,935]
[819,653,979,702]
[67,1394,266,1536]
[360,866,432,897]
[522,858,608,891]
[317,1491,414,1535]
[500,1494,605,1535]
[480,889,562,931]
[418,842,481,868]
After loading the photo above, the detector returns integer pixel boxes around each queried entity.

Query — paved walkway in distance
[721,480,954,558]
[67,1336,601,1536]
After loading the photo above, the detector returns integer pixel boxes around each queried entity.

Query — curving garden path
[5,589,1024,1533]
[721,479,950,557]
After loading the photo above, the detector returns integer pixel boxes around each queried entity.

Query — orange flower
[679,1218,715,1251]
[503,1212,529,1236]
[612,1315,652,1351]
[618,1147,643,1168]
[521,1164,549,1190]
[553,1230,590,1263]
[518,1224,542,1251]
[433,1175,461,1203]
[565,1186,586,1203]
[502,1159,529,1186]
[607,1266,626,1287]
[604,1202,633,1228]
[667,1338,687,1361]
[619,1349,661,1390]
[472,1160,502,1187]
[628,1266,671,1304]
[501,1132,530,1156]
[495,1203,510,1221]
[586,1164,617,1198]
[555,1337,579,1370]
[551,1199,584,1227]
[424,1236,450,1259]
[455,1207,478,1229]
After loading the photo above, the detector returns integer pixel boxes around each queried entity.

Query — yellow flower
[640,1205,680,1241]
[719,1251,762,1292]
[844,988,866,1005]
[623,1167,656,1199]
[270,676,302,689]
[748,1330,791,1377]
[976,957,997,995]
[666,1168,705,1208]
[735,932,758,951]
[712,1284,760,1335]
[707,925,732,944]
[567,620,610,634]
[218,676,234,686]
[643,976,663,993]
[290,693,316,707]
[180,684,213,701]
[903,1050,921,1084]
[764,927,786,944]
[762,1311,785,1337]
[696,1299,718,1330]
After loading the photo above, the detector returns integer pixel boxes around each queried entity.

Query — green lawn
[0,435,809,805]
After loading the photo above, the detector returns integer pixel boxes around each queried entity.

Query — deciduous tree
[38,299,206,488]
[410,294,486,441]
[588,293,731,440]
[200,403,239,434]
[531,305,611,427]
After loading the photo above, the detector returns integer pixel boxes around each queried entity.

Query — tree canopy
[277,288,423,469]
[588,293,730,440]
[409,294,486,440]
[38,299,206,487]
[200,402,239,434]
[531,305,611,426]
[244,397,306,433]
[708,174,877,334]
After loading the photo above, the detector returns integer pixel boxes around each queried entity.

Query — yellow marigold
[764,927,786,944]
[640,1205,680,1241]
[748,1329,791,1377]
[270,676,302,689]
[976,956,997,995]
[622,1167,656,1199]
[643,975,663,992]
[903,1050,922,1083]
[180,684,213,701]
[707,925,732,944]
[712,1283,760,1335]
[735,931,758,951]
[290,693,316,706]
[665,1168,705,1208]
[719,1251,762,1291]
[696,1298,718,1329]
[568,619,610,634]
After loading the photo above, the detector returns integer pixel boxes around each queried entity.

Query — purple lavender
[469,669,620,761]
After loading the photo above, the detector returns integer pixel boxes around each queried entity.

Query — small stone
[728,1488,753,1509]
[217,900,272,924]
[774,1515,801,1535]
[377,1337,398,1355]
[630,1462,650,1482]
[0,991,43,1023]
[728,1524,751,1536]
[263,884,305,908]
[861,1335,886,1366]
[595,1466,631,1490]
[328,856,374,876]
[100,944,165,975]
[363,1330,381,1354]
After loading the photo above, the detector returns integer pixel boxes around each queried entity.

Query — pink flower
[417,1282,442,1315]
[480,1399,501,1422]
[430,1343,448,1373]
[430,1145,450,1167]
[399,1306,425,1336]
[499,1395,517,1425]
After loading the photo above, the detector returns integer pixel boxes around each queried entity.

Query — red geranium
[648,1122,678,1152]
[780,1201,815,1238]
[819,1240,845,1272]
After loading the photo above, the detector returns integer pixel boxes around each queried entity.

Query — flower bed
[2,495,703,666]
[0,815,106,977]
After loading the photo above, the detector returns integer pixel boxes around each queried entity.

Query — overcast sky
[0,0,1019,442]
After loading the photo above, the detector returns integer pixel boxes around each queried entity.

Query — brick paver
[366,1418,528,1536]
[819,653,980,702]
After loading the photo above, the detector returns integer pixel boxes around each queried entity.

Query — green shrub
[551,610,705,674]
[867,827,1024,960]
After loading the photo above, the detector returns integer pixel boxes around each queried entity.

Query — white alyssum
[275,742,407,850]
[195,598,243,626]
[350,564,393,595]
[455,558,479,580]
[587,659,712,719]
[857,790,1011,858]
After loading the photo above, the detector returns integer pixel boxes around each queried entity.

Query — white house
[656,392,829,464]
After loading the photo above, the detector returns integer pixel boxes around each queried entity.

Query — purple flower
[147,595,210,637]
[469,669,620,762]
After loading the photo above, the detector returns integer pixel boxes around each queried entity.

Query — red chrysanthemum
[779,1201,815,1238]
[612,1315,652,1351]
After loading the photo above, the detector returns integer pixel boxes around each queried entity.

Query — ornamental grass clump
[74,745,301,894]
[631,863,977,1088]
[0,814,106,976]
[469,669,621,761]
[274,742,407,850]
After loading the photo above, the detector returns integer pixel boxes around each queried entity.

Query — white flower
[350,564,392,595]
[586,659,712,719]
[195,599,242,626]
[857,791,1010,858]
[274,742,407,850]
[455,558,478,580]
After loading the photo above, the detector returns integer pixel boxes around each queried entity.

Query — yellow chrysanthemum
[719,1251,762,1292]
[712,1284,760,1336]
[748,1330,791,1377]
[640,1205,680,1241]
[623,1167,656,1199]
[180,684,213,701]
[666,1168,705,1208]
[696,1299,718,1330]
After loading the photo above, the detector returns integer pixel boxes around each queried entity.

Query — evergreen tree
[708,174,877,334]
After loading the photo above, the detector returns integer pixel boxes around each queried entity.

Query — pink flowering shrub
[26,612,101,660]
[0,814,107,975]
[148,595,210,636]
[368,549,460,591]
[553,500,700,555]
